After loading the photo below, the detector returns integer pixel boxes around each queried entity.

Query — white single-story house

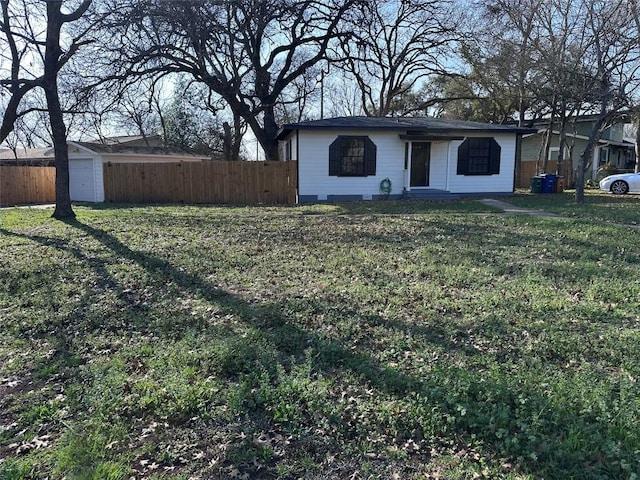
[0,135,210,202]
[277,117,536,202]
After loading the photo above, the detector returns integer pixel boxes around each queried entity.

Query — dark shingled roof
[74,141,203,156]
[277,116,537,139]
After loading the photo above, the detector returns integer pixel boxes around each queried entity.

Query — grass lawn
[1,196,639,479]
[507,189,640,226]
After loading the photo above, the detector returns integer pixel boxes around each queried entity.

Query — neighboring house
[0,135,209,202]
[519,115,635,187]
[0,147,55,166]
[277,116,535,202]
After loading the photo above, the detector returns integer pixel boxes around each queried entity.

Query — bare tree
[573,0,640,204]
[483,0,545,127]
[324,76,364,117]
[336,0,460,117]
[532,0,595,176]
[110,81,164,142]
[425,47,526,123]
[425,0,545,124]
[162,80,231,157]
[466,0,639,203]
[0,0,95,219]
[101,0,356,161]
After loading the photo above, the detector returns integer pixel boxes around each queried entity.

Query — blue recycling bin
[541,174,557,193]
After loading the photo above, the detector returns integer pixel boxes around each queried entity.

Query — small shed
[0,135,210,203]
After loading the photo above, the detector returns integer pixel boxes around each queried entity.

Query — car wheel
[610,180,629,194]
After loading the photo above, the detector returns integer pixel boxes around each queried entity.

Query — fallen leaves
[0,376,21,388]
[2,204,640,479]
[7,434,51,455]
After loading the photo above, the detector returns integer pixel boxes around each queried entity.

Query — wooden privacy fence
[0,166,56,206]
[517,160,573,189]
[103,160,297,205]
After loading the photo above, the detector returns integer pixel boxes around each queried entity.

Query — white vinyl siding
[93,156,105,202]
[298,130,404,197]
[448,134,516,193]
[294,129,518,198]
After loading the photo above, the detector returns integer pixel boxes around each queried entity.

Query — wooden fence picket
[0,166,56,206]
[103,160,297,205]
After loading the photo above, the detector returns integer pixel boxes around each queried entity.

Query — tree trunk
[556,113,567,177]
[45,3,75,220]
[226,96,279,161]
[575,133,600,206]
[575,152,586,205]
[635,117,640,173]
[222,112,244,161]
[255,106,280,161]
[231,112,243,161]
[222,121,233,160]
[47,85,75,219]
[541,105,557,174]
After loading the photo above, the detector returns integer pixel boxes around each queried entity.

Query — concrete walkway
[478,198,563,218]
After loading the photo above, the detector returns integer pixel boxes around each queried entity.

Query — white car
[599,172,640,194]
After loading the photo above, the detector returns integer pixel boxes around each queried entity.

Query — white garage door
[69,159,96,202]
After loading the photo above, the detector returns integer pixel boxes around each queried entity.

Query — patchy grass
[1,198,639,479]
[507,189,640,226]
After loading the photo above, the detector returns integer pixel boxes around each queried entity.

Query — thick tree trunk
[45,3,75,220]
[231,113,243,161]
[0,84,33,144]
[47,85,75,219]
[222,121,233,160]
[253,106,280,161]
[226,96,279,161]
[575,132,600,206]
[222,113,244,161]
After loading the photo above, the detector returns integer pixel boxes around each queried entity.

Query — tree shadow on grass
[1,219,638,479]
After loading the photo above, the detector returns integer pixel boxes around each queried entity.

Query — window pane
[599,149,608,165]
[468,155,489,174]
[467,138,491,174]
[457,137,500,176]
[341,138,365,175]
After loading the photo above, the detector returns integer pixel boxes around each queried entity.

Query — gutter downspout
[446,141,451,192]
[295,130,300,203]
[403,142,409,192]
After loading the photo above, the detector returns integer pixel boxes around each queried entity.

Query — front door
[410,142,430,187]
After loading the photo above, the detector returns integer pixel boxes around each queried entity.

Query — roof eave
[279,124,536,135]
[68,141,98,155]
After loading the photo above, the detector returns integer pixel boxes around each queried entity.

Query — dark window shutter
[364,137,377,176]
[489,138,501,174]
[457,139,470,175]
[404,142,409,169]
[329,137,341,176]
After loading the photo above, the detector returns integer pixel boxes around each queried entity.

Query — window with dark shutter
[364,136,377,175]
[328,136,377,177]
[457,137,501,175]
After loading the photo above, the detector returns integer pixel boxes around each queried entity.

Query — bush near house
[1,197,639,479]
